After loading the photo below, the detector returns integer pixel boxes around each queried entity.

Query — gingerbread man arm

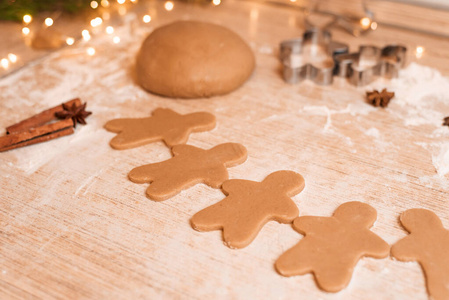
[128,161,165,183]
[361,231,390,258]
[104,118,133,132]
[221,179,256,196]
[171,144,203,156]
[391,235,420,261]
[208,143,248,167]
[163,128,192,146]
[145,178,190,201]
[105,117,161,150]
[293,216,335,235]
[202,166,229,188]
[191,199,228,232]
[183,112,217,132]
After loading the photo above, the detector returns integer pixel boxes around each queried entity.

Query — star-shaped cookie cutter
[334,44,407,86]
[280,29,349,85]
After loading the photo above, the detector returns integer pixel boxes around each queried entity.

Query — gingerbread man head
[333,201,378,228]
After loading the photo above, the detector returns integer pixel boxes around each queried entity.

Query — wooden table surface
[1,0,449,299]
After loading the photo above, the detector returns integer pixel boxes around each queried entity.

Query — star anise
[55,102,92,128]
[366,88,395,108]
[443,117,449,126]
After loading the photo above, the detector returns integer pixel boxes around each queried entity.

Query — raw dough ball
[135,21,255,98]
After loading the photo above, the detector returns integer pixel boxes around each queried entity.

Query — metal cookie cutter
[280,29,349,85]
[335,45,407,86]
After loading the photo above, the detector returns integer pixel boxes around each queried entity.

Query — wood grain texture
[1,0,449,299]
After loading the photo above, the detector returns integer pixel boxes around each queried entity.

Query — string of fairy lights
[0,0,425,71]
[0,0,221,70]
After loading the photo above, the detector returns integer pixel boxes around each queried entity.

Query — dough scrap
[391,209,449,300]
[135,20,255,98]
[275,201,390,293]
[191,170,305,249]
[104,108,216,149]
[128,143,247,201]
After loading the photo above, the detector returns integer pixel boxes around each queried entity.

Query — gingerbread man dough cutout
[190,170,305,249]
[104,108,216,149]
[275,201,389,293]
[128,143,247,201]
[391,209,449,300]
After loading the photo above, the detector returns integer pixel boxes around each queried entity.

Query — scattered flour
[431,142,449,177]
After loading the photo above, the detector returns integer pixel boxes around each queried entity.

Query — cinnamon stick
[0,127,74,152]
[0,118,74,151]
[6,98,80,134]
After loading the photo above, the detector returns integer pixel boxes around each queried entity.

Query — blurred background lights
[22,27,30,35]
[66,37,75,45]
[416,46,425,58]
[113,36,120,44]
[370,22,378,30]
[7,53,17,63]
[90,1,99,9]
[87,47,96,56]
[23,14,32,24]
[360,17,371,29]
[44,18,54,27]
[212,0,220,5]
[117,0,125,4]
[165,1,174,11]
[106,26,114,34]
[118,7,127,15]
[90,17,103,27]
[101,0,110,7]
[82,29,91,41]
[1,58,9,69]
[143,15,151,23]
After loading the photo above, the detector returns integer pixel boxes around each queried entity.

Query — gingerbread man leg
[275,241,313,277]
[191,199,258,249]
[146,176,199,201]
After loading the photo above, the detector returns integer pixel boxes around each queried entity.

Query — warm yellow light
[90,17,103,27]
[102,12,111,20]
[106,26,114,34]
[117,0,125,4]
[7,53,17,63]
[250,8,259,20]
[212,0,220,5]
[90,1,99,9]
[44,18,54,27]
[164,1,174,11]
[290,0,297,2]
[66,37,75,45]
[360,17,371,28]
[370,22,378,30]
[1,58,9,69]
[22,27,30,35]
[87,47,96,56]
[101,0,110,7]
[82,29,91,41]
[118,7,127,15]
[23,14,32,24]
[113,36,120,44]
[143,15,151,23]
[130,0,138,2]
[415,46,425,58]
